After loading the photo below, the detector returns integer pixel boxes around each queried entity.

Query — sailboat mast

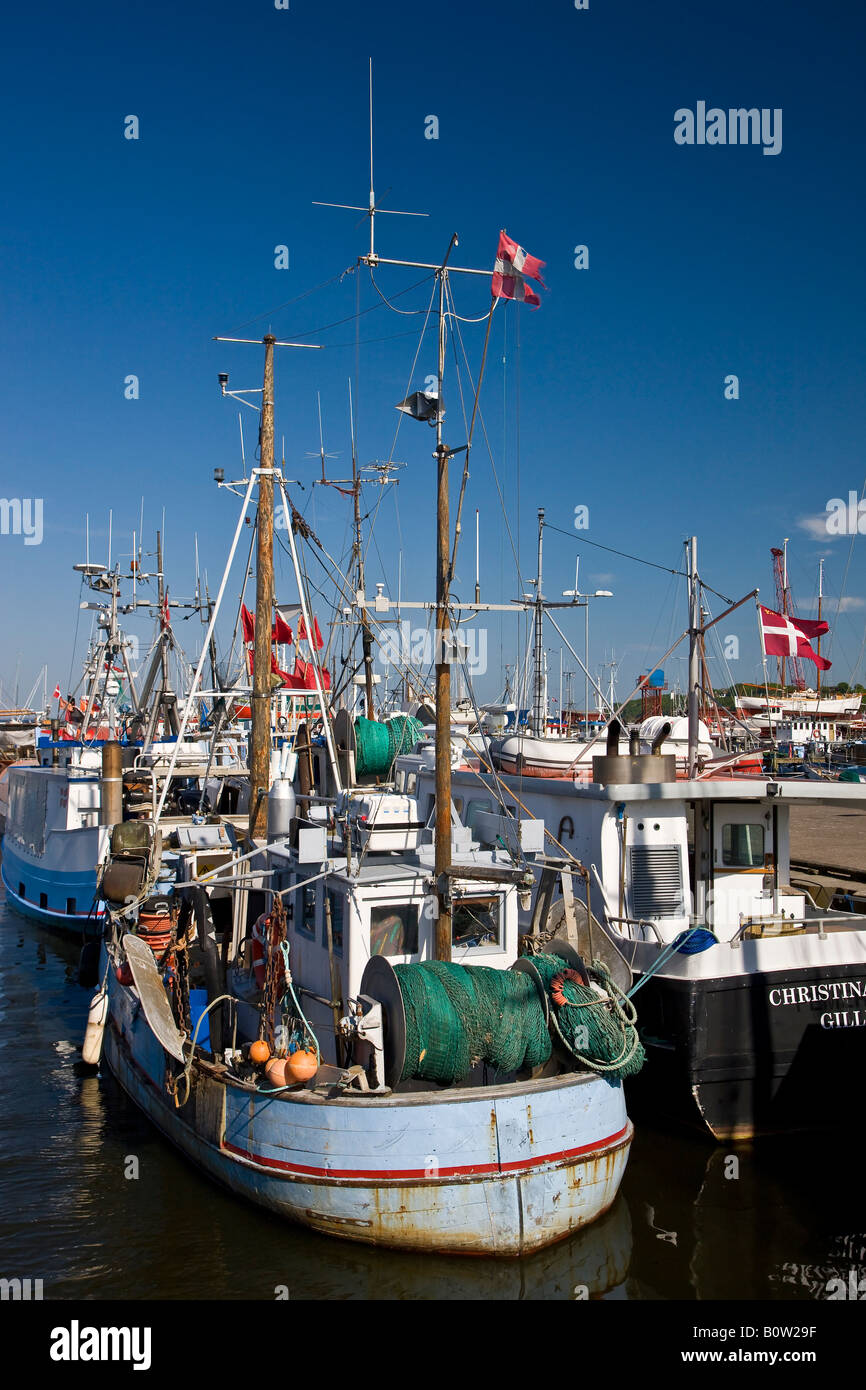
[817,557,824,698]
[249,334,276,837]
[532,508,545,735]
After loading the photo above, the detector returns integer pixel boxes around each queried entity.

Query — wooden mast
[249,334,276,838]
[434,240,457,960]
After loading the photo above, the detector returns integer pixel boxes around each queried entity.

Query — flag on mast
[52,683,61,700]
[758,605,831,671]
[492,231,546,307]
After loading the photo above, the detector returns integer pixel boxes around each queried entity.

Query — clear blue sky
[1,0,864,706]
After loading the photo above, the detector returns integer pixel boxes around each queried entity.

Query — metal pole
[532,509,545,735]
[584,601,589,736]
[249,335,276,837]
[153,472,257,824]
[687,536,700,777]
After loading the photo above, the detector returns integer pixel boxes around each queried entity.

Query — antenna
[312,58,429,263]
[86,513,90,569]
[238,412,247,476]
[108,510,112,570]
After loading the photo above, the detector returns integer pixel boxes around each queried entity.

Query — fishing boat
[84,163,643,1253]
[1,545,246,931]
[396,536,866,1141]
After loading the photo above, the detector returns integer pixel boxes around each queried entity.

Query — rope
[531,954,645,1080]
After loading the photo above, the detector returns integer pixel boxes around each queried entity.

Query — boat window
[465,799,493,836]
[324,890,343,956]
[405,772,417,795]
[452,796,463,815]
[370,903,419,956]
[452,896,500,949]
[721,823,765,867]
[295,879,318,939]
[66,898,76,915]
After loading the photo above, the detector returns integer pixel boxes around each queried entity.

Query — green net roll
[392,954,645,1086]
[355,715,424,778]
[394,960,551,1083]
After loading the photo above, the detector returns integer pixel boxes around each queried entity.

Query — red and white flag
[52,683,62,700]
[492,231,546,307]
[758,605,831,670]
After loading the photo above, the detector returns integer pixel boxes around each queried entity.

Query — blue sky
[1,0,864,707]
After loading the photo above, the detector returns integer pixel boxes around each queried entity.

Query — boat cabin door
[710,803,775,933]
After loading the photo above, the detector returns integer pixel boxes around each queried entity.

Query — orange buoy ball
[286,1048,318,1083]
[249,1039,271,1064]
[115,963,134,986]
[265,1057,288,1088]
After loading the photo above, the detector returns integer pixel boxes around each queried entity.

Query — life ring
[251,912,270,989]
[550,967,588,1006]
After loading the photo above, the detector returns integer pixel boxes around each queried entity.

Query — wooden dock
[789,803,866,907]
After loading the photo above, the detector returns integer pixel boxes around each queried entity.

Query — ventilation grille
[629,845,685,918]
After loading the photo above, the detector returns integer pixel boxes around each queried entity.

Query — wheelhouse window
[452,896,501,949]
[721,823,765,867]
[295,879,318,939]
[465,799,493,836]
[370,903,419,957]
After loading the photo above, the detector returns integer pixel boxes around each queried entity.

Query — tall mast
[349,384,376,717]
[817,557,824,698]
[781,537,788,691]
[249,334,276,837]
[531,508,545,735]
[687,535,700,778]
[434,241,457,960]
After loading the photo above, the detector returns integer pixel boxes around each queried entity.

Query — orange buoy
[265,1057,288,1088]
[285,1048,318,1083]
[115,963,134,986]
[249,1039,271,1064]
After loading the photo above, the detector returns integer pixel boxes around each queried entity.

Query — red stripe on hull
[222,1123,630,1181]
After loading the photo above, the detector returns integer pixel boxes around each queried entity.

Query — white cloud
[798,595,866,613]
[797,512,840,541]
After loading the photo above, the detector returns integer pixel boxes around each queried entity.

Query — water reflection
[1,895,862,1301]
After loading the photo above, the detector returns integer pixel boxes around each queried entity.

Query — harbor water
[1,890,863,1302]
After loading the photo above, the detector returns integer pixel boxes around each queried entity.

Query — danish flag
[758,605,831,670]
[492,231,546,307]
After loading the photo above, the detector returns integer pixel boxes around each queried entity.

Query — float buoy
[265,1057,288,1087]
[286,1048,318,1083]
[82,987,108,1066]
[550,967,588,1007]
[249,1039,271,1064]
